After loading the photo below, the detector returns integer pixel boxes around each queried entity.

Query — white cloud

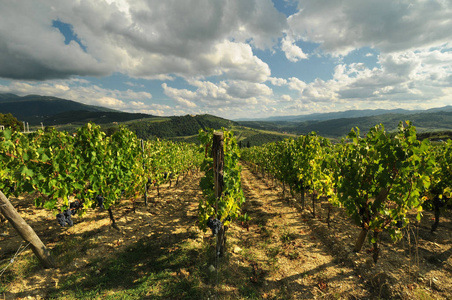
[1,0,451,119]
[96,97,127,108]
[199,40,271,82]
[268,77,288,86]
[162,79,274,111]
[281,35,308,62]
[0,0,285,81]
[226,81,272,99]
[280,94,292,102]
[125,81,144,88]
[161,83,197,108]
[278,47,452,114]
[288,0,452,55]
[288,77,307,93]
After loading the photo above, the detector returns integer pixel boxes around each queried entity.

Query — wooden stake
[141,139,147,206]
[0,191,56,268]
[354,228,368,252]
[212,132,226,257]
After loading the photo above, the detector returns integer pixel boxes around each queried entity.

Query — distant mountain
[236,106,452,122]
[0,93,151,125]
[239,110,452,138]
[43,110,154,126]
[0,93,238,140]
[3,93,452,140]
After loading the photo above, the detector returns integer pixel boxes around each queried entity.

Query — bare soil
[1,165,451,299]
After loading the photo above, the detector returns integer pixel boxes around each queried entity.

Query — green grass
[0,249,41,292]
[48,236,207,299]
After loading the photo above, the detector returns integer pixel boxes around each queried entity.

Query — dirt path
[225,165,367,299]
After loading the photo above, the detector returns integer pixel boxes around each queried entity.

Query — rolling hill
[2,93,452,143]
[236,106,452,122]
[0,93,126,125]
[238,110,452,138]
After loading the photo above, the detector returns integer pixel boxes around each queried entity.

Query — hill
[0,93,134,125]
[0,93,279,143]
[43,110,155,126]
[239,110,452,138]
[3,92,452,142]
[237,106,452,122]
[123,114,236,140]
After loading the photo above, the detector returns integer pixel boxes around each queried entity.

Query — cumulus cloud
[0,1,111,80]
[199,40,271,82]
[162,79,273,110]
[0,0,285,81]
[268,77,288,86]
[288,77,307,93]
[283,48,452,111]
[288,0,452,55]
[280,94,292,102]
[161,83,197,108]
[281,35,308,62]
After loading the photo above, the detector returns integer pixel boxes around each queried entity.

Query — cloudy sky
[0,0,451,119]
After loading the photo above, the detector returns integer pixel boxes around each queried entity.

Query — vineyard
[1,122,452,299]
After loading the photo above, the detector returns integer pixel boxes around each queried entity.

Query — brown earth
[0,165,451,299]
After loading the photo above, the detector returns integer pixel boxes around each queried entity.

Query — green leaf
[2,128,12,140]
[20,166,34,177]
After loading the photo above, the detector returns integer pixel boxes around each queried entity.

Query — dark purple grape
[63,209,74,226]
[65,214,73,226]
[207,217,222,235]
[56,213,66,227]
[96,195,105,209]
[69,200,82,215]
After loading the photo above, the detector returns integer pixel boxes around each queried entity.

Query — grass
[47,236,208,299]
[279,229,297,244]
[0,248,41,294]
[11,225,285,299]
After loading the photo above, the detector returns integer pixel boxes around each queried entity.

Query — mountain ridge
[0,93,120,124]
[2,93,452,140]
[236,106,452,122]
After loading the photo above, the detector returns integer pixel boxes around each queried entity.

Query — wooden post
[0,190,56,268]
[212,132,226,257]
[300,187,305,210]
[354,228,368,252]
[141,139,147,206]
[312,191,316,218]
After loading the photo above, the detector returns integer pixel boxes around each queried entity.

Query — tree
[0,113,23,131]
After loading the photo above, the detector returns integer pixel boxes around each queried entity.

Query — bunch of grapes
[96,195,105,209]
[70,200,82,214]
[207,217,222,236]
[56,209,74,227]
[56,200,83,227]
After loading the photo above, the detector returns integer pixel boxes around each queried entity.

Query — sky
[0,0,451,120]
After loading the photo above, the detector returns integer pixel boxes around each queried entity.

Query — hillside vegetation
[239,111,452,138]
[0,94,117,125]
[3,93,452,142]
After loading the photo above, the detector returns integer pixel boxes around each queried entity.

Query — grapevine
[198,128,245,237]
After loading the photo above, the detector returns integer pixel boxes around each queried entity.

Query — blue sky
[0,0,451,119]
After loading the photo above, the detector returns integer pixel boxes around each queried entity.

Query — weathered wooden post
[212,132,226,257]
[0,191,56,268]
[141,139,147,206]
